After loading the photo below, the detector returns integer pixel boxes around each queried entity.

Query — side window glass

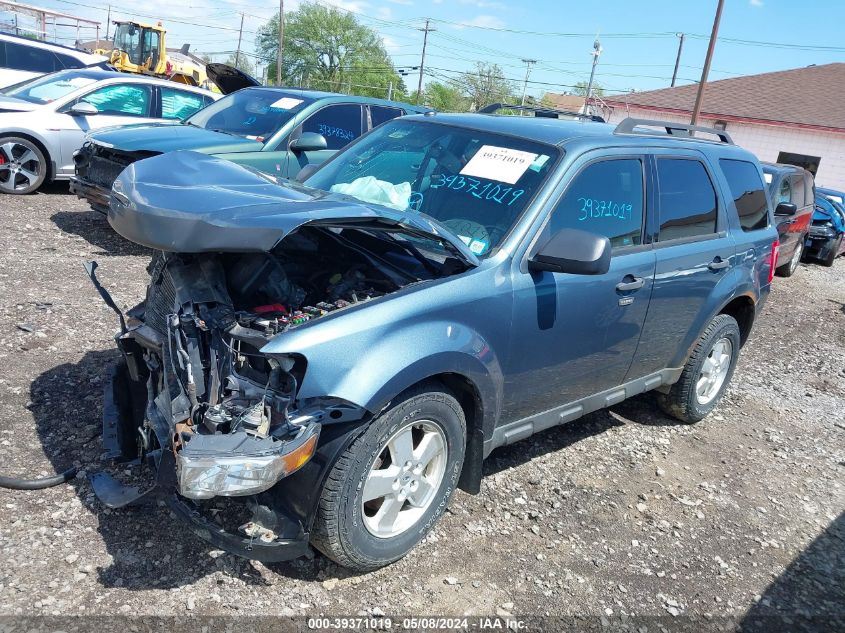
[656,159,718,241]
[790,175,805,207]
[301,104,362,150]
[54,52,83,69]
[719,159,769,232]
[0,42,6,66]
[76,84,152,116]
[160,87,206,120]
[777,178,792,204]
[370,105,404,129]
[804,173,815,206]
[546,158,644,249]
[5,42,58,73]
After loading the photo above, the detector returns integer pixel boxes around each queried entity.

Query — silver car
[0,68,218,194]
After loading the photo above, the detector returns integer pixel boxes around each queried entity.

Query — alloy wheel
[0,141,43,193]
[361,420,448,539]
[696,337,733,405]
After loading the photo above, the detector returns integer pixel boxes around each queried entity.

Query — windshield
[4,70,99,104]
[305,118,559,256]
[186,88,313,141]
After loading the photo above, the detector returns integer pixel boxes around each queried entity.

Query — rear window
[719,159,769,232]
[656,158,718,241]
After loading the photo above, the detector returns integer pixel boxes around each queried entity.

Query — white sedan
[0,69,219,194]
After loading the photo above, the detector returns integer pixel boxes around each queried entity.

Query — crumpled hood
[90,123,262,154]
[108,150,479,265]
[814,204,845,233]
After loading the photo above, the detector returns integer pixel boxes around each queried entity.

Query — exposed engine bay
[90,223,464,558]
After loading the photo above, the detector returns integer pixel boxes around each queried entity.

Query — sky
[5,0,845,99]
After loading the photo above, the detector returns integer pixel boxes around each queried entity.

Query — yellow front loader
[104,20,216,90]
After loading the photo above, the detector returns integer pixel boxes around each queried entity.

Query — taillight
[767,239,780,283]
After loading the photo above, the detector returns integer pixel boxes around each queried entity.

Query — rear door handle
[616,276,645,292]
[708,256,730,271]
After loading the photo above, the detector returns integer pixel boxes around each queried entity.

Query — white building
[601,63,845,190]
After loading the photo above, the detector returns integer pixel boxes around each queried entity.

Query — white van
[0,33,106,88]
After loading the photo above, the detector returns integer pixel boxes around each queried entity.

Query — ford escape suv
[88,115,778,571]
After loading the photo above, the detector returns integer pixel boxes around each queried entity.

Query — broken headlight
[177,424,319,499]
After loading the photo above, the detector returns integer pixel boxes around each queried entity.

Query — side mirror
[528,228,611,275]
[69,102,99,116]
[290,132,328,153]
[294,163,320,182]
[774,202,797,217]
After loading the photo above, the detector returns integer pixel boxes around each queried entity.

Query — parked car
[87,116,777,571]
[0,33,107,88]
[71,87,430,213]
[762,162,815,277]
[0,68,220,194]
[806,192,845,266]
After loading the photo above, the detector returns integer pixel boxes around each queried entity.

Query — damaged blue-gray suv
[90,113,779,571]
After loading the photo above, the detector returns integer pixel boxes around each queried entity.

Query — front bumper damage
[85,258,370,563]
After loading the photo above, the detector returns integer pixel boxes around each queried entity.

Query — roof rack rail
[614,117,734,144]
[478,103,605,123]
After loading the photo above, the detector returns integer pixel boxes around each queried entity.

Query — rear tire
[776,238,804,277]
[657,314,741,424]
[311,384,466,571]
[0,136,48,194]
[821,236,842,267]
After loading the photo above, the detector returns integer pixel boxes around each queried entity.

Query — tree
[420,81,468,112]
[255,2,403,99]
[225,53,255,77]
[572,80,604,97]
[455,62,515,111]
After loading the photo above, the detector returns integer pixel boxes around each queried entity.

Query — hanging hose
[0,467,78,490]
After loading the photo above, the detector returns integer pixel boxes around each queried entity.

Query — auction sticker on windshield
[460,145,539,184]
[270,97,304,110]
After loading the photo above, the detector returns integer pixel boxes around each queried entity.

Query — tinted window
[160,86,206,120]
[547,159,644,249]
[54,52,85,70]
[720,159,769,232]
[5,42,58,73]
[790,175,805,208]
[75,84,152,116]
[371,105,404,128]
[302,104,363,150]
[656,159,717,241]
[0,42,6,66]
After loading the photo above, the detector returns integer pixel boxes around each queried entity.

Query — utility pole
[276,0,285,85]
[671,32,685,87]
[105,5,111,41]
[416,19,434,105]
[691,0,724,125]
[583,37,602,116]
[520,59,537,109]
[387,80,394,100]
[235,13,244,70]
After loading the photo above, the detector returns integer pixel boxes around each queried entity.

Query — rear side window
[5,42,58,73]
[160,86,206,120]
[656,158,718,241]
[301,104,363,150]
[720,159,769,232]
[547,158,644,249]
[54,52,85,70]
[790,174,806,208]
[370,105,404,128]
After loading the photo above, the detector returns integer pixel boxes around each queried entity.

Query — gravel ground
[0,186,843,629]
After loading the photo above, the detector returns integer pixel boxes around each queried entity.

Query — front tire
[0,137,48,194]
[311,385,466,571]
[657,314,741,424]
[776,238,804,277]
[821,235,842,267]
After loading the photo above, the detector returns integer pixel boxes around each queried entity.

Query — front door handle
[708,256,731,271]
[616,276,645,292]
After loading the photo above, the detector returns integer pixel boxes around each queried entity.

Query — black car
[762,163,815,277]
